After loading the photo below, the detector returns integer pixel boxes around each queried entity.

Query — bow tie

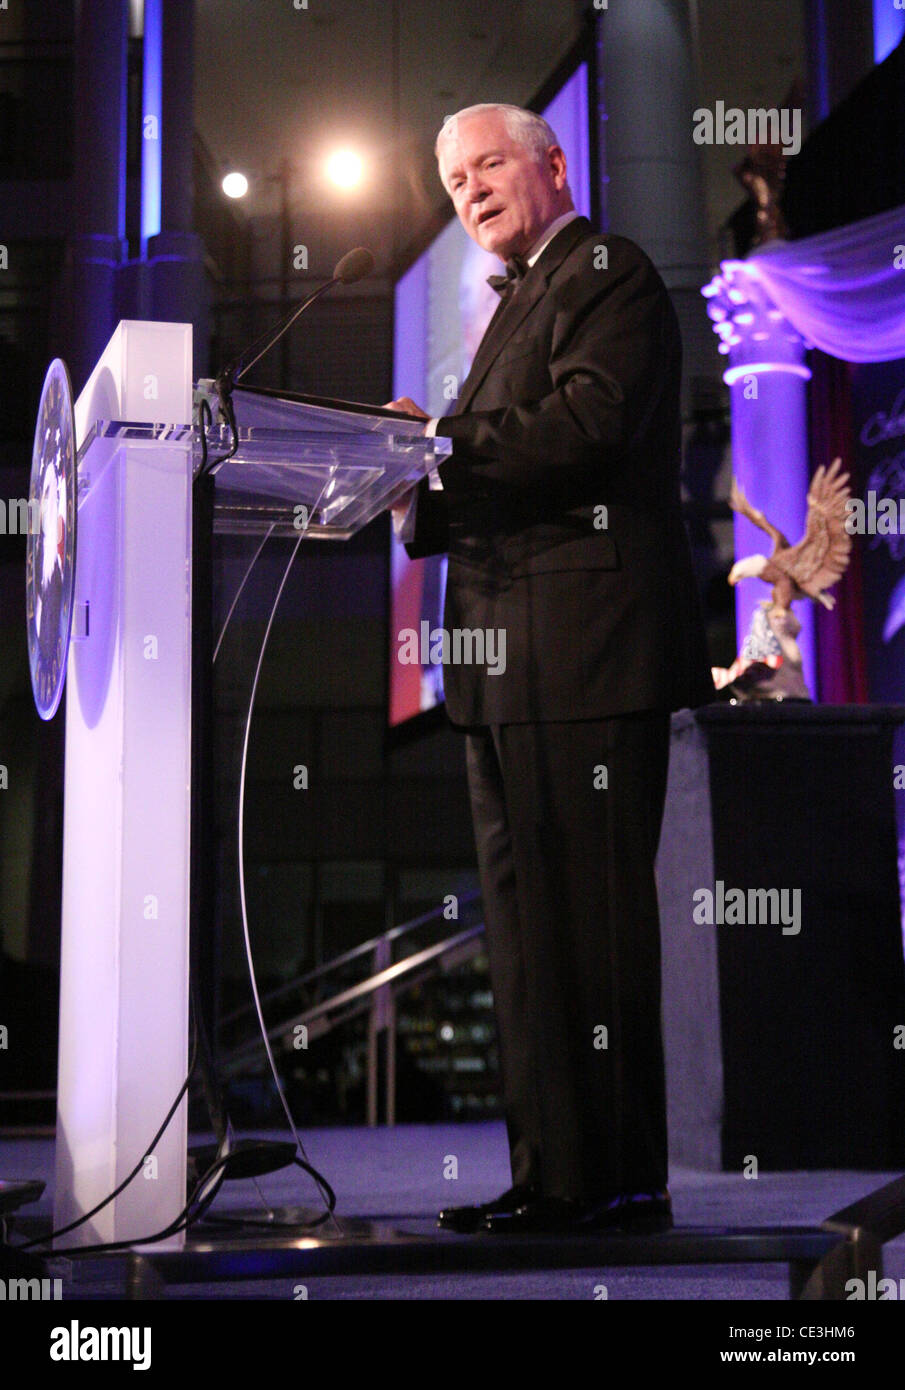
[487,255,528,299]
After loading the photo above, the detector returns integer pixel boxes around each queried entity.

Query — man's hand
[384,396,430,421]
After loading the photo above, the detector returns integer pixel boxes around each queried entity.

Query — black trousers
[464,711,672,1203]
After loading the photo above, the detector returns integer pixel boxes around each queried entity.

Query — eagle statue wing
[729,476,789,552]
[771,457,852,598]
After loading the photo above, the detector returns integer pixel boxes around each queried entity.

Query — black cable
[195,1152,337,1233]
[45,1155,328,1256]
[16,1017,201,1252]
[22,1153,236,1258]
[197,395,211,474]
[14,1008,336,1256]
[21,1143,337,1259]
[195,390,239,482]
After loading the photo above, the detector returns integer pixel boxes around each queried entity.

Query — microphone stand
[215,275,344,413]
[201,249,374,478]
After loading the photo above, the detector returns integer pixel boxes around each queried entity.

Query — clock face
[26,358,78,721]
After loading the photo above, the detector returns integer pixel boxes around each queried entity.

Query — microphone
[215,247,375,404]
[334,246,375,285]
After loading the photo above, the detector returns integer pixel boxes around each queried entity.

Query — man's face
[439,112,569,261]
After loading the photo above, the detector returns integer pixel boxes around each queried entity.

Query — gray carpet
[3,1123,904,1300]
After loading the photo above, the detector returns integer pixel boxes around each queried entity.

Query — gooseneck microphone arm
[214,246,375,406]
[219,278,337,392]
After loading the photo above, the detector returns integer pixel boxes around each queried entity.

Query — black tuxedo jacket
[405,215,714,725]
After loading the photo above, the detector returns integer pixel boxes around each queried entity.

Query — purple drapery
[749,204,905,364]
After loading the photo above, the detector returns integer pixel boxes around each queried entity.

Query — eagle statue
[712,457,852,701]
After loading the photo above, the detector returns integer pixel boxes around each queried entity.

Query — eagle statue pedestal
[713,600,811,702]
[656,702,905,1170]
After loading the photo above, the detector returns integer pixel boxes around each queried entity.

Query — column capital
[703,260,811,385]
[146,230,205,264]
[69,233,129,267]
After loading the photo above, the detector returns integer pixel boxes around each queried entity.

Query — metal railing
[216,893,486,1125]
[1,897,488,1132]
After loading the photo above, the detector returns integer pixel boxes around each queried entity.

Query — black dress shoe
[482,1190,673,1235]
[437,1184,540,1233]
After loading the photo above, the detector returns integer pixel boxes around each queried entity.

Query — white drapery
[746,203,905,363]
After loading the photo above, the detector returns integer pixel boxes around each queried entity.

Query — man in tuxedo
[387,103,713,1233]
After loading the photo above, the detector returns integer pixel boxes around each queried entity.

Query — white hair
[435,103,563,191]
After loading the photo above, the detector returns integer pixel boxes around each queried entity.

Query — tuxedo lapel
[456,216,591,414]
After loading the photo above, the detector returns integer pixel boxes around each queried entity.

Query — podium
[53,320,442,1248]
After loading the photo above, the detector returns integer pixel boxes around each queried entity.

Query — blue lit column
[703,263,816,694]
[144,0,209,378]
[69,0,129,391]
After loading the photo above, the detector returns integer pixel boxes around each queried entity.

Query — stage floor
[3,1122,904,1300]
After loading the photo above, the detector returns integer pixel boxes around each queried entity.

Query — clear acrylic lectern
[54,321,443,1249]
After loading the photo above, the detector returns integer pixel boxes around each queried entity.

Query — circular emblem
[26,358,77,720]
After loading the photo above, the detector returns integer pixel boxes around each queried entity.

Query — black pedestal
[657,703,905,1170]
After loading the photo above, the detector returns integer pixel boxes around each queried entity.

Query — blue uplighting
[141,0,163,253]
[874,0,905,64]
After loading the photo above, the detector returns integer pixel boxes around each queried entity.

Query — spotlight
[325,149,364,190]
[222,171,249,199]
